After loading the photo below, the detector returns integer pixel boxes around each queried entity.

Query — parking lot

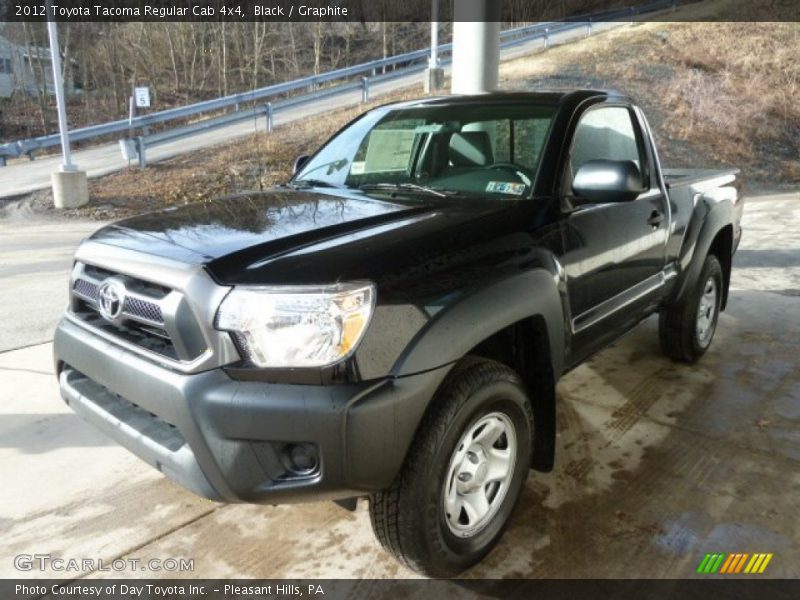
[1,188,798,579]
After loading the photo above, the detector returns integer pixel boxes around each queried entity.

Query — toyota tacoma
[54,90,743,576]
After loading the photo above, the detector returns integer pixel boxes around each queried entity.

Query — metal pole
[361,77,369,103]
[128,94,136,139]
[451,0,501,94]
[46,13,74,170]
[136,136,146,169]
[429,0,439,68]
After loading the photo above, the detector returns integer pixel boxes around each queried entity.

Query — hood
[89,189,421,262]
[89,188,527,291]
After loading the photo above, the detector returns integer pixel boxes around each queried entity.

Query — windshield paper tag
[486,181,526,196]
[350,161,366,175]
[364,129,416,173]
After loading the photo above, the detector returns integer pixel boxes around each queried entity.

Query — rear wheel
[369,357,533,577]
[659,254,723,363]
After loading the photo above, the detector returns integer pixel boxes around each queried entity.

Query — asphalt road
[0,21,624,200]
[0,188,798,579]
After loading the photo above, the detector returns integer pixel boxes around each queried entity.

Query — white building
[0,33,76,99]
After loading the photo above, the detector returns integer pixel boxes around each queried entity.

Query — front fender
[392,268,565,378]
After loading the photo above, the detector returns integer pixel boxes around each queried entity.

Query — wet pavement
[0,189,798,579]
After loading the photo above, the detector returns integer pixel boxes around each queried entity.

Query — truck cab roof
[372,89,633,111]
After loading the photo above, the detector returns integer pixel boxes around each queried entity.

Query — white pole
[451,0,501,94]
[46,15,74,171]
[429,0,439,68]
[46,3,88,210]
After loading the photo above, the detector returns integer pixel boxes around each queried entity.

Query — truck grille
[73,278,165,325]
[68,262,206,363]
[124,296,164,324]
[73,278,99,301]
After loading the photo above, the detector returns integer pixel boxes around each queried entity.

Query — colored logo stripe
[697,553,726,574]
[724,553,748,574]
[696,554,712,573]
[719,553,736,573]
[697,552,773,574]
[744,553,774,574]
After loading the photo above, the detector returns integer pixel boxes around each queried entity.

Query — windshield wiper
[359,182,459,198]
[289,179,342,190]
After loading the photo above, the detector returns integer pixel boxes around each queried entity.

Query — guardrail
[0,0,677,168]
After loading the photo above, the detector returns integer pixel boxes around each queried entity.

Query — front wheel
[659,254,723,363]
[369,358,533,577]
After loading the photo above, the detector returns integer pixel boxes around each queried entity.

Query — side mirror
[572,159,645,204]
[293,154,310,175]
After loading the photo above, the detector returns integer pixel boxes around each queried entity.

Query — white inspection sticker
[486,181,526,196]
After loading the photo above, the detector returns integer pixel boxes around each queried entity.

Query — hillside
[501,20,799,183]
[4,20,797,220]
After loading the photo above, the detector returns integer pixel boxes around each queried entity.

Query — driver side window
[567,106,646,189]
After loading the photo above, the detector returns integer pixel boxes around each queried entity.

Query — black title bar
[5,579,800,600]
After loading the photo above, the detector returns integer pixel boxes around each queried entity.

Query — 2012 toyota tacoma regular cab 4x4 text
[54,90,743,576]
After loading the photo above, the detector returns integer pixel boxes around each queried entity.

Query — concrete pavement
[0,189,797,579]
[0,218,106,352]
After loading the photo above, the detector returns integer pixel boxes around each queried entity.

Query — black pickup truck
[54,90,743,576]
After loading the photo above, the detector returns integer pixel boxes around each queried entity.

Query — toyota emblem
[97,279,126,322]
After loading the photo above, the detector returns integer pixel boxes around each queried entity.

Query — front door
[558,104,668,365]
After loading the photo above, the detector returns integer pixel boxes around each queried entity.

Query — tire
[659,254,723,363]
[369,357,533,577]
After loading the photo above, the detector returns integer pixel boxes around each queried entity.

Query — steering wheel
[483,162,534,185]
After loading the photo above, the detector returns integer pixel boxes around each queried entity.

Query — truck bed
[663,168,740,189]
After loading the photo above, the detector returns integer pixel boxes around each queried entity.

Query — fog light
[285,443,318,475]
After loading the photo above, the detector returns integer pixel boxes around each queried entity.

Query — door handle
[647,210,664,228]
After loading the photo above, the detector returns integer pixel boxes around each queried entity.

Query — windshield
[293,103,556,199]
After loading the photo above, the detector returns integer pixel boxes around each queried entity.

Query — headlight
[216,282,375,368]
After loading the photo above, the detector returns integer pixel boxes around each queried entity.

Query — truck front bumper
[54,317,450,504]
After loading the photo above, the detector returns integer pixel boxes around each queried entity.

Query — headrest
[449,131,494,167]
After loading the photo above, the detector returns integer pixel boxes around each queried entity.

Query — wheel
[659,254,723,363]
[369,357,533,577]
